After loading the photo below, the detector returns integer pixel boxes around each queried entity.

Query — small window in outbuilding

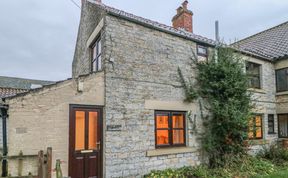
[91,36,102,72]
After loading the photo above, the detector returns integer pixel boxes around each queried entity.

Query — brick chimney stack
[172,0,193,33]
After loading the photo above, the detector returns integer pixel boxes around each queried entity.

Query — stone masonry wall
[276,58,288,139]
[6,72,104,177]
[102,14,279,177]
[243,56,278,153]
[103,15,211,177]
[72,2,106,77]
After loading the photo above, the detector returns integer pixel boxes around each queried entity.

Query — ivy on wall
[178,47,252,167]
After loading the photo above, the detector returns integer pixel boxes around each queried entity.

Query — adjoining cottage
[1,0,287,177]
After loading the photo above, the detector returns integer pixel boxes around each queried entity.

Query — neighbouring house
[0,76,54,150]
[0,0,287,177]
[0,76,54,98]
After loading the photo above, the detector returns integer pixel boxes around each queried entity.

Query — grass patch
[253,169,288,178]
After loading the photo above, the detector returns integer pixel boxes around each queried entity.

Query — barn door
[69,105,102,178]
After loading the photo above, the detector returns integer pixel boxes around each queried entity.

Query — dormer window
[91,37,102,72]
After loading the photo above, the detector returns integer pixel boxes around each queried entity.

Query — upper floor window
[246,61,261,89]
[91,37,102,72]
[155,111,186,148]
[276,68,288,92]
[248,114,263,139]
[197,45,208,57]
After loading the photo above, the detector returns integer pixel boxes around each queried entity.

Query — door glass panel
[156,130,169,145]
[75,111,85,151]
[88,112,98,150]
[173,130,184,144]
[172,114,184,128]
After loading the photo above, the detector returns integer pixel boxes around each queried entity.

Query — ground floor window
[155,111,186,148]
[248,114,263,139]
[268,114,275,134]
[278,114,288,138]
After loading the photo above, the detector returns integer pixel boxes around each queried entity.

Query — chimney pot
[182,0,188,10]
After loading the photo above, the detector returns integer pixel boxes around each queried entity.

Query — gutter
[0,100,8,177]
[106,11,216,48]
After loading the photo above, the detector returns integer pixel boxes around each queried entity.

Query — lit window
[91,37,102,72]
[246,61,261,89]
[248,115,263,139]
[155,111,186,148]
[268,114,275,134]
[276,68,288,92]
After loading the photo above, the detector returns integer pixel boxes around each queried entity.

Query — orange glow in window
[156,115,169,128]
[157,130,169,145]
[173,130,184,144]
[75,111,85,151]
[88,112,98,150]
[172,114,184,128]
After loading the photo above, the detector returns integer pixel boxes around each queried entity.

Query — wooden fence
[5,147,53,178]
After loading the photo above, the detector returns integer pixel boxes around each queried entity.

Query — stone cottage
[0,0,287,177]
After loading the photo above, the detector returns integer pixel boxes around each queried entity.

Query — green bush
[178,47,252,167]
[257,144,288,166]
[144,155,276,178]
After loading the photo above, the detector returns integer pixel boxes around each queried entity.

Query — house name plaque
[107,125,122,131]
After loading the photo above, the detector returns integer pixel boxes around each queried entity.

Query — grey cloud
[0,0,287,81]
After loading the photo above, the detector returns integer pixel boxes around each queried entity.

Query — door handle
[96,142,101,150]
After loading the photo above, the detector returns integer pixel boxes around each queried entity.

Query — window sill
[247,88,266,94]
[276,91,288,96]
[146,147,197,157]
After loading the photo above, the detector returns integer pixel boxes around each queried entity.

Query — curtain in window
[279,115,288,137]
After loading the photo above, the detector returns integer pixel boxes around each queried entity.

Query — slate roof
[0,76,55,98]
[88,0,216,46]
[0,76,54,90]
[232,21,288,61]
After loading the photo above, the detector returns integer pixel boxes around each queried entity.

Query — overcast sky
[0,0,287,81]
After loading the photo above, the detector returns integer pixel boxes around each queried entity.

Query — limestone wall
[244,56,278,143]
[103,14,211,177]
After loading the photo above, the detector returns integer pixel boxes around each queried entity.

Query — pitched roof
[0,87,28,98]
[0,76,54,90]
[88,0,216,46]
[232,21,288,61]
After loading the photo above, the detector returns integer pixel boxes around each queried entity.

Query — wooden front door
[69,105,102,178]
